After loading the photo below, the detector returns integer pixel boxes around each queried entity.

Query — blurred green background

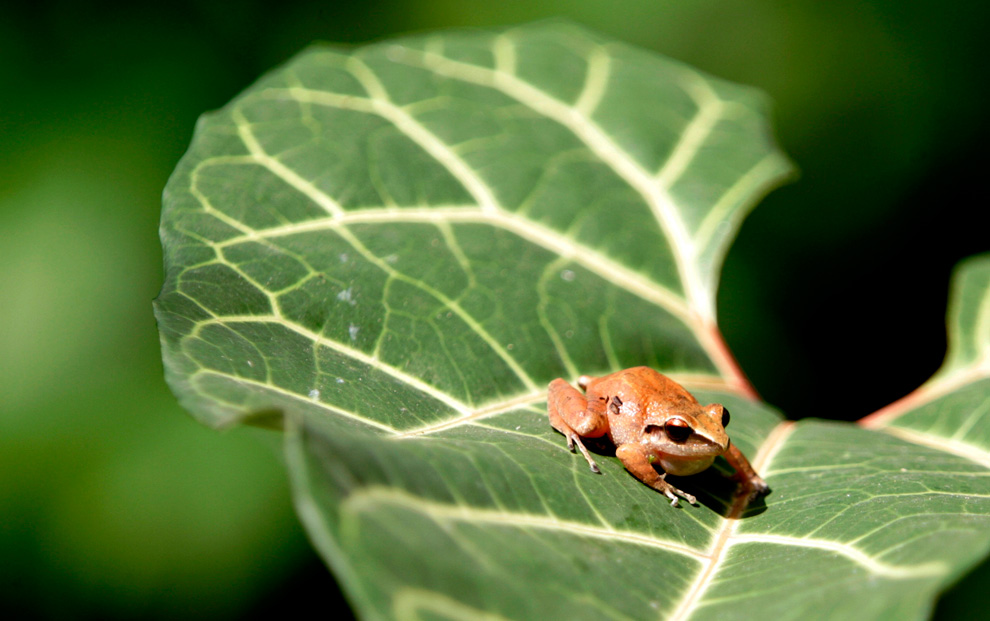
[2,1,987,618]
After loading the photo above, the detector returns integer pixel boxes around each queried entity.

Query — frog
[547,366,769,507]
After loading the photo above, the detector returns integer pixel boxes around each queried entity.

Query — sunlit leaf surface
[156,23,990,620]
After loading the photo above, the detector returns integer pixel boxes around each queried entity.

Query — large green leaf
[155,22,990,620]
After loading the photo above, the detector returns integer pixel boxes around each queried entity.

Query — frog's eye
[721,407,730,428]
[664,418,692,443]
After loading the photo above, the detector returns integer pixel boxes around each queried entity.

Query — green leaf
[862,255,990,468]
[156,22,990,620]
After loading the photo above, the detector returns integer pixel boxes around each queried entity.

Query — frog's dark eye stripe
[664,418,692,443]
[721,407,731,428]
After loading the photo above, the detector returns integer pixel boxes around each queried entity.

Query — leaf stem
[697,320,759,400]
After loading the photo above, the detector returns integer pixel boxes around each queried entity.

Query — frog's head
[644,404,730,476]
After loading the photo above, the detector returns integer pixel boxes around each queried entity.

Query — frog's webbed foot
[616,444,698,508]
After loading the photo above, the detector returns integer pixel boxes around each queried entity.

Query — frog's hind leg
[547,378,608,473]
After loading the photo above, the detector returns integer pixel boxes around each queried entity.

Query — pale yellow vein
[654,87,725,190]
[574,46,611,117]
[334,223,540,392]
[395,390,546,438]
[882,426,990,469]
[392,589,514,621]
[231,108,344,218]
[189,315,473,416]
[343,487,709,562]
[692,152,793,256]
[729,533,947,579]
[340,59,500,214]
[215,206,693,324]
[388,45,710,320]
[230,95,538,393]
[192,368,397,433]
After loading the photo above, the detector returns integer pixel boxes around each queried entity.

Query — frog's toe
[747,478,770,499]
[660,480,697,507]
[735,472,770,498]
[667,489,697,507]
[569,434,601,474]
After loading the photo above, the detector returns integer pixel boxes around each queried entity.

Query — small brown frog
[547,367,769,506]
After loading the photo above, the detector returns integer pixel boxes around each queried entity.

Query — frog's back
[614,367,696,402]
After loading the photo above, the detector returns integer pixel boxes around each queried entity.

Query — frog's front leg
[615,444,697,507]
[724,443,770,498]
[547,378,608,473]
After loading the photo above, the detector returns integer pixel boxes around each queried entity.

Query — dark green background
[2,1,986,618]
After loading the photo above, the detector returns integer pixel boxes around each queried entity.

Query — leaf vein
[191,369,397,432]
[388,45,709,318]
[189,316,472,417]
[216,207,694,325]
[343,487,709,561]
[729,534,947,579]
